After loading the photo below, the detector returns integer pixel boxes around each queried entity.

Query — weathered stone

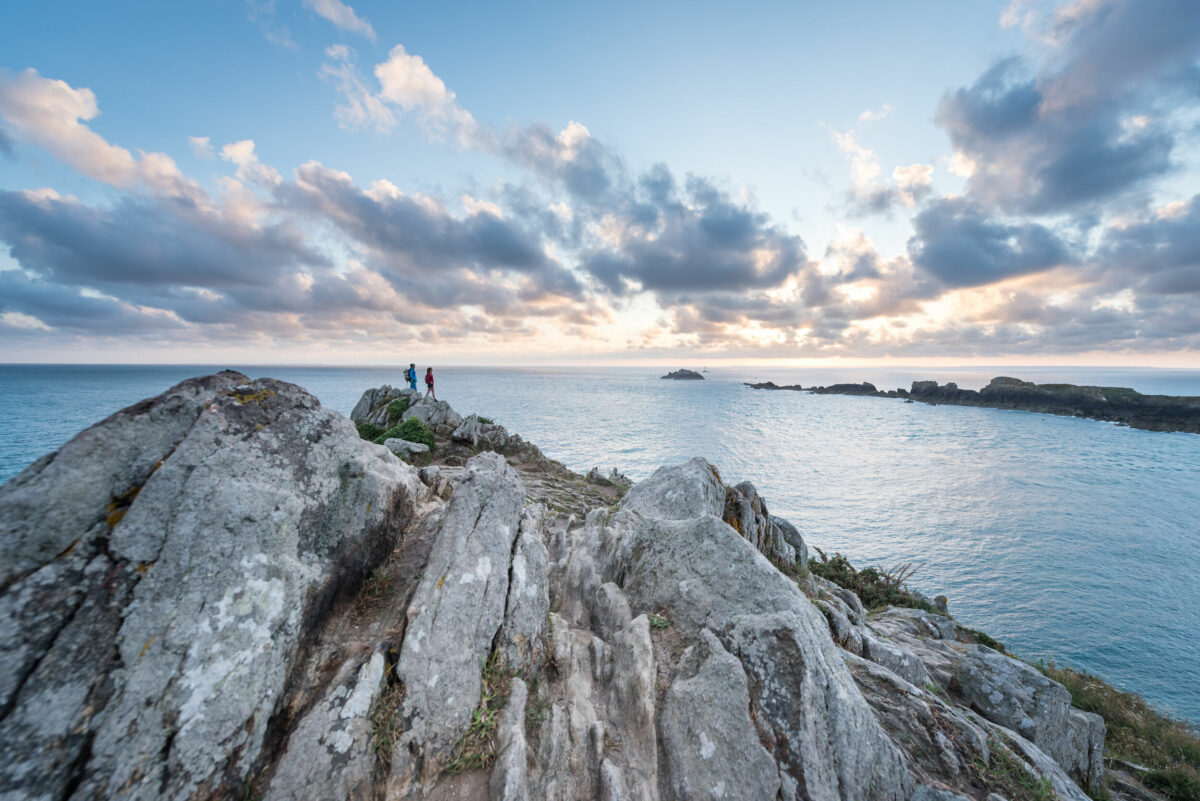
[0,375,425,801]
[263,652,386,801]
[402,397,464,430]
[384,438,430,458]
[389,452,524,796]
[497,505,550,675]
[489,678,529,801]
[618,456,724,522]
[661,629,781,800]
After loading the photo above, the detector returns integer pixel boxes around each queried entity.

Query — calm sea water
[2,364,1199,723]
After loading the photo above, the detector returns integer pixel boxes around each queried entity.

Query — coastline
[746,375,1200,435]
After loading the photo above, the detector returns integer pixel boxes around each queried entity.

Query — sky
[1,0,1199,366]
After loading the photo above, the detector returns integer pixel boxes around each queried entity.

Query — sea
[2,363,1199,724]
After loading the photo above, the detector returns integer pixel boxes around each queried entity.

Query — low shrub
[373,417,435,451]
[1145,768,1200,801]
[386,397,410,425]
[808,549,940,615]
[356,421,385,441]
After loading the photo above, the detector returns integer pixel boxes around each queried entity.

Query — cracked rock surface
[0,378,1123,801]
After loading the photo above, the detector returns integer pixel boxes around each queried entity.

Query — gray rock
[618,456,724,521]
[660,629,781,800]
[951,643,1102,790]
[497,505,550,675]
[0,370,247,589]
[263,652,387,801]
[0,375,426,801]
[384,438,430,458]
[403,397,464,430]
[351,385,421,427]
[390,452,525,796]
[489,678,529,801]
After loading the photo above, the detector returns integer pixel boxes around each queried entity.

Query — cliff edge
[0,373,1185,800]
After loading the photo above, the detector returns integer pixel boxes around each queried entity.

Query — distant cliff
[1,374,1194,800]
[746,375,1200,434]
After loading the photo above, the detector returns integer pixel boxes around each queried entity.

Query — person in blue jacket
[405,363,417,391]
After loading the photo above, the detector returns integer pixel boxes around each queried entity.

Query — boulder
[0,374,425,800]
[384,438,430,459]
[350,384,421,428]
[402,397,464,430]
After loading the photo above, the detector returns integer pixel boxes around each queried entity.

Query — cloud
[373,45,484,147]
[219,139,282,187]
[1097,194,1200,295]
[907,197,1074,287]
[188,136,213,159]
[858,104,891,123]
[0,69,204,202]
[245,0,297,49]
[936,0,1200,214]
[831,129,933,215]
[320,46,397,132]
[303,0,375,41]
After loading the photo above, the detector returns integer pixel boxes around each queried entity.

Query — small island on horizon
[661,368,705,380]
[746,375,1200,434]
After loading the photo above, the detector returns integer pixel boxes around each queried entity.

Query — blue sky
[1,0,1198,364]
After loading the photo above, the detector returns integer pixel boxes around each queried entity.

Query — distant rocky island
[661,368,704,380]
[746,375,1200,434]
[2,372,1196,800]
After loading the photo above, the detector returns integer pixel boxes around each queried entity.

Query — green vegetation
[444,651,512,775]
[958,626,1009,654]
[1038,663,1200,800]
[373,417,436,451]
[808,549,940,615]
[477,416,495,425]
[648,613,671,630]
[974,737,1054,801]
[370,680,405,760]
[386,397,410,425]
[356,421,385,441]
[1146,768,1200,801]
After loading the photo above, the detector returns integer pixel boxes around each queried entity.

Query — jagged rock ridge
[0,374,1131,800]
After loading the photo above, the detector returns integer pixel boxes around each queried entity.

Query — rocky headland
[661,369,704,380]
[746,376,1200,434]
[1,372,1196,800]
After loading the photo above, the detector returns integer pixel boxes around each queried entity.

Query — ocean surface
[3,363,1200,724]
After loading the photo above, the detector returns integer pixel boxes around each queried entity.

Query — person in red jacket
[424,366,436,400]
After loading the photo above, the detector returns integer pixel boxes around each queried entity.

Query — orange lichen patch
[135,562,152,576]
[436,574,446,590]
[226,387,275,405]
[106,485,141,529]
[56,536,82,559]
[139,638,155,659]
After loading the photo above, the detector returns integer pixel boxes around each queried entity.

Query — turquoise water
[2,364,1199,723]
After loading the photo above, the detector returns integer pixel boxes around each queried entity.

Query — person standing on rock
[424,367,436,400]
[405,363,418,391]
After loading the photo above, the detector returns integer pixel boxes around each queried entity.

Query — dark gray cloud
[1097,194,1200,294]
[280,162,585,311]
[907,197,1074,287]
[936,0,1200,214]
[0,190,324,291]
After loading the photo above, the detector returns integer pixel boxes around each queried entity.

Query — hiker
[405,363,417,391]
[424,367,436,400]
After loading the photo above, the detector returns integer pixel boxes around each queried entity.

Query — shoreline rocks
[661,368,705,380]
[746,375,1200,434]
[0,373,1166,800]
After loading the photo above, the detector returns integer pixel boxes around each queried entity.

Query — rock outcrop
[0,373,1128,800]
[661,369,704,380]
[746,375,1200,434]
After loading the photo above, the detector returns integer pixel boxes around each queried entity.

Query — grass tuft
[974,737,1055,801]
[808,549,941,615]
[386,398,410,426]
[373,417,436,451]
[443,650,512,775]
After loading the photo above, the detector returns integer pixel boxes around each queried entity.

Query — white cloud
[0,69,203,201]
[303,0,375,41]
[1,311,52,331]
[374,45,483,147]
[320,47,397,132]
[858,103,891,123]
[219,138,282,186]
[189,136,214,158]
